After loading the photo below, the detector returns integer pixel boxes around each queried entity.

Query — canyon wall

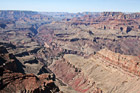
[49,48,140,93]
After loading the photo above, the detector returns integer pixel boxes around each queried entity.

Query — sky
[0,0,139,13]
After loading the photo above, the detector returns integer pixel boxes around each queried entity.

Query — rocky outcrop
[0,70,59,93]
[95,48,140,77]
[0,47,25,73]
[0,46,59,93]
[92,19,138,32]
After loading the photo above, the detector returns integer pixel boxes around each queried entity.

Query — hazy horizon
[0,0,140,13]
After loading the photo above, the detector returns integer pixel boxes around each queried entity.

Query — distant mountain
[0,10,52,22]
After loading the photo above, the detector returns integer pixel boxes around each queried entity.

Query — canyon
[0,10,140,93]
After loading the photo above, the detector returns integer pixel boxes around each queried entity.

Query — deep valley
[0,10,140,93]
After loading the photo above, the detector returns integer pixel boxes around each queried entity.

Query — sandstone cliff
[49,48,140,93]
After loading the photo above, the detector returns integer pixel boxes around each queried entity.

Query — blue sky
[0,0,139,13]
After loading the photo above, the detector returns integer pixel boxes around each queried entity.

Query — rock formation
[0,46,59,93]
[65,12,140,32]
[49,48,140,93]
[95,48,140,77]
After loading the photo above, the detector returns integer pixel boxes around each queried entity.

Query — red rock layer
[49,59,102,93]
[93,49,140,77]
[0,69,59,93]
